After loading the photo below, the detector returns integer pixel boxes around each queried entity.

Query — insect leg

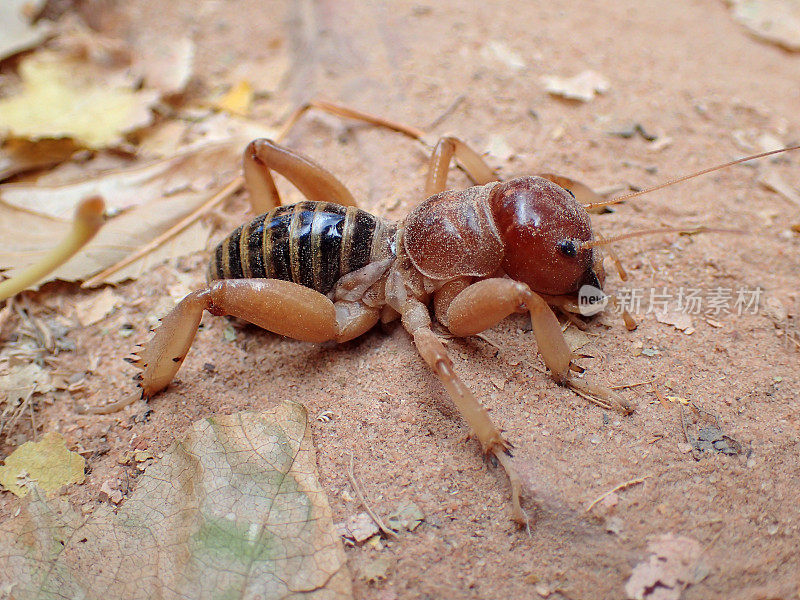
[278,100,427,143]
[274,100,499,199]
[243,139,357,213]
[132,279,370,398]
[425,136,498,196]
[400,297,527,525]
[443,278,633,414]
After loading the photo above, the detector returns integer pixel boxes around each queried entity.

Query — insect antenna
[582,144,800,211]
[580,226,744,250]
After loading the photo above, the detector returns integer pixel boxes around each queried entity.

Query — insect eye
[557,239,578,257]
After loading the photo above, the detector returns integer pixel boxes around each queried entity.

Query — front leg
[131,279,377,398]
[400,297,528,526]
[444,278,633,414]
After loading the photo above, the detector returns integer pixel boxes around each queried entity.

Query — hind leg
[131,279,378,398]
[243,139,358,213]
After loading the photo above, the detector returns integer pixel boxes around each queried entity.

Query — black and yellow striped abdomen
[208,201,396,295]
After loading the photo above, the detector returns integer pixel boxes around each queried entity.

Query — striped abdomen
[208,201,396,295]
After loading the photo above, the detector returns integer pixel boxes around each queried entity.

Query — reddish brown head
[489,176,603,296]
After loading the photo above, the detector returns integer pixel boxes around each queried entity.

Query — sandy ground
[2,1,800,598]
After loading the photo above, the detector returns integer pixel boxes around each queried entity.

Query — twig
[610,377,657,390]
[585,476,651,513]
[346,453,397,538]
[426,95,465,130]
[29,399,38,441]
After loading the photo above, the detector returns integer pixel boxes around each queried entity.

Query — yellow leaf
[0,432,85,497]
[665,395,691,405]
[0,51,157,148]
[214,80,254,117]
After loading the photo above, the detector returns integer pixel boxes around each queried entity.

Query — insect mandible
[129,101,798,526]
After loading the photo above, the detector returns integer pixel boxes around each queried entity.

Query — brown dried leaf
[74,288,120,326]
[727,0,800,51]
[625,534,706,600]
[337,512,380,543]
[0,402,352,599]
[564,327,593,352]
[0,138,80,183]
[0,142,240,285]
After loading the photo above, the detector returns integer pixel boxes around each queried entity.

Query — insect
[129,101,798,526]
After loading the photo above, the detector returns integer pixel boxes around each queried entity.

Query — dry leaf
[215,80,255,117]
[387,501,424,532]
[74,287,120,326]
[0,432,85,497]
[564,327,593,352]
[1,142,238,219]
[759,167,800,207]
[727,0,800,51]
[625,534,706,600]
[481,40,526,70]
[0,137,80,182]
[0,402,352,599]
[337,512,380,543]
[655,311,695,334]
[542,70,610,102]
[0,51,157,148]
[0,0,51,61]
[138,112,276,159]
[132,36,195,96]
[0,142,241,286]
[0,362,49,405]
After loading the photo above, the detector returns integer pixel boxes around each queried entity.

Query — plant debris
[0,143,240,286]
[387,501,425,532]
[625,534,707,600]
[681,405,743,457]
[542,70,610,102]
[0,432,85,497]
[727,0,800,51]
[0,402,352,598]
[0,51,158,148]
[655,311,695,335]
[0,0,51,61]
[337,512,381,543]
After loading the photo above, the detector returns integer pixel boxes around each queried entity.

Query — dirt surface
[2,1,800,599]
